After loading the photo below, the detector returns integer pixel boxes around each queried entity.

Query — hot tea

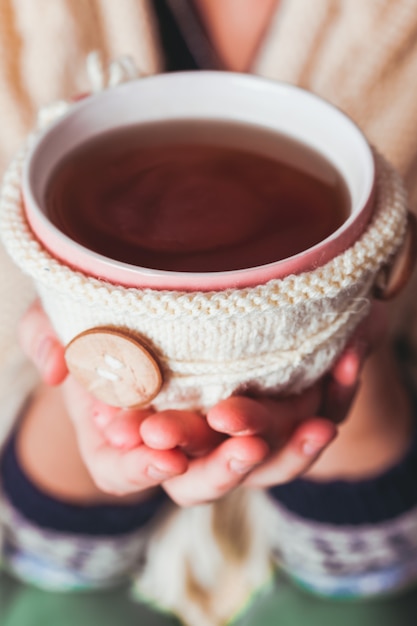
[45,120,350,273]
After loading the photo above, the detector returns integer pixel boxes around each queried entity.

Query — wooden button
[65,328,163,408]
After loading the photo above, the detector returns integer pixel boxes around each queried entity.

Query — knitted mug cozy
[0,130,408,410]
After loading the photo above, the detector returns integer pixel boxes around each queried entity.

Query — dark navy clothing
[0,431,167,536]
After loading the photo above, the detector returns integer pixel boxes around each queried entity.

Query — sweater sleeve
[254,0,417,178]
[0,0,162,448]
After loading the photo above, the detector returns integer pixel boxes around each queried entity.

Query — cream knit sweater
[0,0,416,428]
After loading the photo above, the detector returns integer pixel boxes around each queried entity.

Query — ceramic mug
[22,71,375,291]
[3,72,409,410]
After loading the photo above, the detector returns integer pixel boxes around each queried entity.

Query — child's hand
[18,300,378,504]
[200,302,386,490]
[160,378,345,504]
[59,376,223,495]
[17,301,195,494]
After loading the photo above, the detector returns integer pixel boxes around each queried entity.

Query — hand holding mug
[18,300,386,504]
[2,72,412,502]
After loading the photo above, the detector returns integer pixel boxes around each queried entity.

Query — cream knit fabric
[0,131,408,410]
[0,0,415,418]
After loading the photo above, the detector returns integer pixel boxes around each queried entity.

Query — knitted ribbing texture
[0,142,407,411]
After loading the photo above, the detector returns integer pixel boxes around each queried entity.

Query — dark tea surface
[45,120,350,273]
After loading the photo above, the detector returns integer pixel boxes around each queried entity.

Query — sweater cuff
[0,430,168,536]
[269,426,417,525]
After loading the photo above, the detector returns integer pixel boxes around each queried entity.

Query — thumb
[18,300,68,385]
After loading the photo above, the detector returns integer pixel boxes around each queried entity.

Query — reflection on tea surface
[46,120,350,272]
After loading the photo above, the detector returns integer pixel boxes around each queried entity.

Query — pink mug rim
[22,71,375,292]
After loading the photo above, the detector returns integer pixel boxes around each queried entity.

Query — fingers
[95,404,224,457]
[96,407,153,450]
[202,390,337,494]
[19,300,67,385]
[331,344,367,388]
[146,395,334,503]
[244,417,338,488]
[140,410,225,457]
[324,302,388,423]
[61,376,188,495]
[332,301,388,386]
[207,386,322,440]
[321,377,360,424]
[163,435,269,506]
[88,442,188,496]
[207,396,275,436]
[322,326,363,424]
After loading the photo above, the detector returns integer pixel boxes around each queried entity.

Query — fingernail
[341,351,361,386]
[147,465,172,481]
[301,437,332,457]
[229,429,253,436]
[229,458,256,474]
[35,336,55,370]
